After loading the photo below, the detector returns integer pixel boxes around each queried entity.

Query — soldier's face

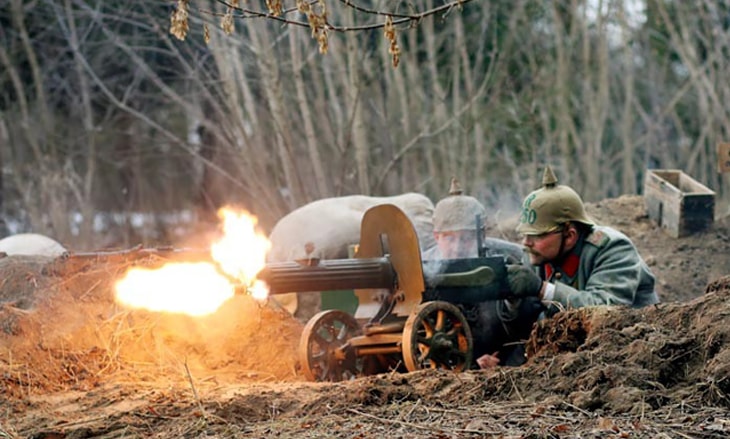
[521,224,579,265]
[521,230,563,265]
[434,231,478,259]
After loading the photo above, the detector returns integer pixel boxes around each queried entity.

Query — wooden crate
[644,169,715,238]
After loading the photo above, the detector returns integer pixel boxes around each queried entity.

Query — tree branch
[201,0,475,32]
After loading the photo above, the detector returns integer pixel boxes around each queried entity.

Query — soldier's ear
[564,223,579,245]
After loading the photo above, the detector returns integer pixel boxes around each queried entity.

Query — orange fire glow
[211,208,271,285]
[115,262,235,316]
[114,208,271,316]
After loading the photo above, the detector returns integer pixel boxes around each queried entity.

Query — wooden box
[644,169,715,238]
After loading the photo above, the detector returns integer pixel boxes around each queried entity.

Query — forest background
[1,0,730,250]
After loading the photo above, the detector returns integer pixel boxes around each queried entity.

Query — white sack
[0,233,67,257]
[268,193,436,262]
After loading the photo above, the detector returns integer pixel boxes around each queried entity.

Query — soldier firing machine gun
[257,204,514,382]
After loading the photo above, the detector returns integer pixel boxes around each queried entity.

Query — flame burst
[211,209,270,286]
[115,263,234,316]
[115,207,271,316]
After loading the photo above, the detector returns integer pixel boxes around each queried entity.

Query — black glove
[506,264,543,298]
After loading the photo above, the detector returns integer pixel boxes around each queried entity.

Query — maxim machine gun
[257,204,512,382]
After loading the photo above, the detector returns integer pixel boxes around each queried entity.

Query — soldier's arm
[546,237,643,310]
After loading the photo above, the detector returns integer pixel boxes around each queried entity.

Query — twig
[78,279,102,300]
[47,415,114,430]
[507,371,524,402]
[0,424,16,439]
[387,360,403,379]
[399,398,421,422]
[345,407,501,435]
[209,0,477,32]
[183,360,207,418]
[560,400,593,417]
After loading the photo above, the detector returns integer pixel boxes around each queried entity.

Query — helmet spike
[542,166,558,188]
[433,178,486,233]
[448,177,463,196]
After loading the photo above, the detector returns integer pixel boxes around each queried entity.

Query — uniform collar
[542,234,585,281]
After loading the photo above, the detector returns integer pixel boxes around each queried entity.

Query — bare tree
[2,0,730,250]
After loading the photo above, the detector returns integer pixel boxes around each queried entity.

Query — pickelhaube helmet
[433,178,487,233]
[516,166,594,235]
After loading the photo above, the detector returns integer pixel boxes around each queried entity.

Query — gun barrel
[258,257,395,294]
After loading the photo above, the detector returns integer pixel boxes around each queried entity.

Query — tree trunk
[344,15,371,195]
[65,0,96,248]
[290,29,329,198]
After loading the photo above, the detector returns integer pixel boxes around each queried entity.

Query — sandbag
[268,193,436,262]
[0,233,67,257]
[267,193,436,314]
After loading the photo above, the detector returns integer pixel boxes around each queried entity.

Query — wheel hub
[430,333,453,351]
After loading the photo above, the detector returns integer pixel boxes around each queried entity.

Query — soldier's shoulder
[585,228,610,248]
[585,225,633,249]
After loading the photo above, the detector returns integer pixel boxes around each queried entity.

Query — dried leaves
[169,0,189,41]
[170,0,402,66]
[383,16,400,68]
[221,10,235,35]
[298,0,329,54]
[221,0,238,35]
[267,0,284,17]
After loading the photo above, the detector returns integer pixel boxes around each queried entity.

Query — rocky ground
[1,195,729,438]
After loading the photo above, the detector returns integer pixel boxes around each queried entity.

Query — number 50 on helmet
[516,166,594,235]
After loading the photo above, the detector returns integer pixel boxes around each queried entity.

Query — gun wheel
[402,301,473,373]
[299,309,363,382]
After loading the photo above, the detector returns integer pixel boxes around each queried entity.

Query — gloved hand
[506,264,543,298]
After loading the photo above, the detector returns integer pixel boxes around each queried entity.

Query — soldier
[429,178,526,367]
[477,166,660,368]
[507,166,658,311]
[430,178,523,260]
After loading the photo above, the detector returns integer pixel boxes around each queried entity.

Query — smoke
[474,182,524,241]
[421,258,448,287]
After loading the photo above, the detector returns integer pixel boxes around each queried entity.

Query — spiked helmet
[433,178,487,233]
[516,166,594,235]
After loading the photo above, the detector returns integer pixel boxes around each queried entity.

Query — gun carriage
[258,204,512,382]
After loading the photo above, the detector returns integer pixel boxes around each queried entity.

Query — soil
[1,195,729,438]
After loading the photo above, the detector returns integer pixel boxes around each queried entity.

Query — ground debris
[1,196,729,437]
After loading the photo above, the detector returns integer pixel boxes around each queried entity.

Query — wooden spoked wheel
[298,309,363,382]
[402,301,473,372]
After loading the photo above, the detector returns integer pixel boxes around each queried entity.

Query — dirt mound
[521,278,730,411]
[0,256,303,401]
[1,195,729,437]
[0,255,57,309]
[5,282,728,437]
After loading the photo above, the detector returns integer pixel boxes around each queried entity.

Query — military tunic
[536,225,659,315]
[489,225,659,366]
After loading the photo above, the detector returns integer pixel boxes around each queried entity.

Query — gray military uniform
[537,225,658,315]
[492,225,658,366]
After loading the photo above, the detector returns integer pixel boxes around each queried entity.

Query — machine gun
[257,204,513,382]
